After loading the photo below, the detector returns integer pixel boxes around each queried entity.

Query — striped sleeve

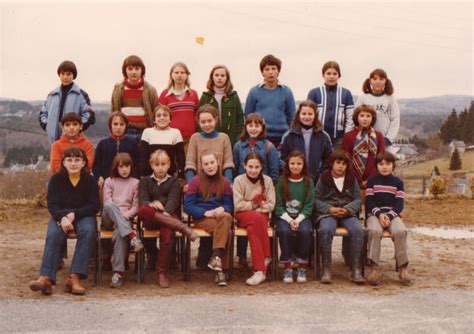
[365,178,381,217]
[390,178,405,219]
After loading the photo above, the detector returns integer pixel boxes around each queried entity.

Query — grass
[0,170,50,200]
[397,151,474,179]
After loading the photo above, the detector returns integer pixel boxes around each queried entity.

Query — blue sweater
[233,139,280,184]
[307,84,354,141]
[280,127,333,183]
[244,83,296,139]
[365,174,404,221]
[184,175,233,219]
[92,135,139,180]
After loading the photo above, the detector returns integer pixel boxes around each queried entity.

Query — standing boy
[244,54,296,148]
[40,60,95,144]
[365,151,412,286]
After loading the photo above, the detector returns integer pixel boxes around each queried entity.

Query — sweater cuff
[224,168,233,183]
[294,214,305,224]
[185,169,195,184]
[280,212,292,223]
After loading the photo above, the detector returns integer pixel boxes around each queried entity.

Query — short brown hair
[153,105,172,120]
[60,112,82,125]
[111,153,134,178]
[59,147,88,175]
[259,54,282,72]
[108,111,129,132]
[240,113,267,140]
[196,104,218,122]
[322,60,341,77]
[362,68,394,95]
[329,149,350,167]
[375,151,396,169]
[57,60,77,79]
[122,55,146,77]
[352,104,377,127]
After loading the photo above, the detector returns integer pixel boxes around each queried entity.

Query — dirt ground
[0,196,473,300]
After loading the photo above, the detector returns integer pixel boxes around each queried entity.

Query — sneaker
[399,266,412,286]
[208,256,223,272]
[296,268,307,283]
[110,273,123,288]
[283,268,294,284]
[215,272,227,286]
[367,266,381,286]
[246,271,266,286]
[130,236,144,253]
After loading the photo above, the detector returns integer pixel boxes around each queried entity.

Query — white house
[449,140,466,154]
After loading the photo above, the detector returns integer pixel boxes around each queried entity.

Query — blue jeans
[277,218,312,263]
[39,217,96,282]
[318,216,364,251]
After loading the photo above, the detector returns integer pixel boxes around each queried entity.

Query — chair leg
[228,228,235,281]
[271,233,278,281]
[184,237,191,281]
[94,233,99,287]
[315,229,321,281]
[97,233,102,286]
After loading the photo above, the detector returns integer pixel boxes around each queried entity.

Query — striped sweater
[365,174,404,220]
[307,84,354,141]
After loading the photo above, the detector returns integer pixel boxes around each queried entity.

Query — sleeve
[92,140,104,179]
[301,180,315,218]
[85,140,95,172]
[222,134,235,170]
[285,87,296,127]
[47,175,69,221]
[354,93,364,108]
[158,90,168,105]
[232,142,241,178]
[365,177,380,217]
[221,180,234,214]
[318,133,334,178]
[39,98,49,131]
[344,90,355,132]
[389,178,405,220]
[123,180,139,219]
[267,143,280,184]
[314,179,331,215]
[244,87,257,115]
[307,88,318,104]
[385,96,400,144]
[138,177,151,206]
[50,142,62,174]
[343,181,362,216]
[175,141,186,179]
[199,93,208,107]
[224,168,233,183]
[79,90,94,130]
[74,176,100,219]
[234,93,245,139]
[164,178,183,215]
[192,90,200,111]
[377,131,386,154]
[130,140,140,178]
[233,178,252,212]
[138,138,150,177]
[183,178,206,219]
[262,178,276,212]
[280,134,291,169]
[274,179,286,218]
[102,178,113,206]
[341,132,353,155]
[184,134,198,175]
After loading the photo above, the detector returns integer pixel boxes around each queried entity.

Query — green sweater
[199,91,244,146]
[275,177,314,221]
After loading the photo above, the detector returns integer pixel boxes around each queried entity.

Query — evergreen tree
[449,148,462,170]
[439,109,458,144]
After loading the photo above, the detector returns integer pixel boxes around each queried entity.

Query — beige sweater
[185,132,234,173]
[233,174,275,213]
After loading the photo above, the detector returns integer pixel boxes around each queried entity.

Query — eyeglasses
[64,157,83,163]
[156,113,170,118]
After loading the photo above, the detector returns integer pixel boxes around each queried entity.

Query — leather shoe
[64,273,86,295]
[158,272,171,288]
[29,276,52,295]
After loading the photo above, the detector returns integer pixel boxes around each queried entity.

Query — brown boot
[366,266,381,286]
[158,272,171,288]
[399,266,412,286]
[29,276,52,295]
[153,213,198,241]
[64,273,86,295]
[321,247,332,284]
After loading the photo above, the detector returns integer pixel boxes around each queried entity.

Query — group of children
[29,54,409,296]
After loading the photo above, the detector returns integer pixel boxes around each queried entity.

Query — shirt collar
[166,86,190,97]
[258,82,283,89]
[150,173,171,185]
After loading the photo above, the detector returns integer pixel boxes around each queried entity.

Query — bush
[429,177,446,199]
[449,148,462,170]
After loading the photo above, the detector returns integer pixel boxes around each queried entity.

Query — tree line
[439,101,474,144]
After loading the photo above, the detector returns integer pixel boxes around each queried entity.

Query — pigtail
[384,79,394,95]
[362,78,371,94]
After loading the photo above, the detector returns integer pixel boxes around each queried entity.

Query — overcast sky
[0,1,472,102]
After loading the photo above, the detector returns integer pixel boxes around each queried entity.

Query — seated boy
[244,54,296,148]
[365,151,412,286]
[50,113,94,174]
[40,60,95,144]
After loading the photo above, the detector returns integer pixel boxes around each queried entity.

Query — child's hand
[66,212,75,223]
[162,211,171,217]
[150,201,164,211]
[183,184,189,193]
[98,177,105,189]
[289,220,299,232]
[214,207,225,216]
[339,208,349,217]
[204,210,215,218]
[379,214,391,228]
[328,207,340,216]
[60,217,74,234]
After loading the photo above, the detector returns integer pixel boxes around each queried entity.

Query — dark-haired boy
[50,112,94,174]
[111,55,158,142]
[365,152,412,286]
[40,60,95,144]
[244,54,296,148]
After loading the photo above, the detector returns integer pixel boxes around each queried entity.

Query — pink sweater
[103,177,139,219]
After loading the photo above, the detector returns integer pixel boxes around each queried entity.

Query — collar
[111,135,124,142]
[52,82,80,95]
[166,86,190,97]
[242,139,266,149]
[124,77,144,89]
[321,170,354,192]
[200,130,219,139]
[258,82,283,89]
[151,173,171,185]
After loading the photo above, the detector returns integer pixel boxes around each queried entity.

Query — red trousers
[235,211,270,272]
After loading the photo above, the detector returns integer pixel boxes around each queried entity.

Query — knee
[138,205,155,222]
[391,228,407,240]
[102,202,116,213]
[368,228,382,239]
[217,212,232,227]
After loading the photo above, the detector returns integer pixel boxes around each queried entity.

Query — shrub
[429,177,446,199]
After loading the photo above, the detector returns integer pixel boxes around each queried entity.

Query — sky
[0,1,472,102]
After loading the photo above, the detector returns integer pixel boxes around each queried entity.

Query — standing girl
[184,150,234,286]
[137,150,198,288]
[199,65,244,146]
[307,61,355,147]
[158,62,200,151]
[139,105,185,178]
[29,147,99,296]
[342,104,385,189]
[102,153,143,288]
[355,68,400,149]
[275,151,315,283]
[281,100,333,184]
[233,152,275,286]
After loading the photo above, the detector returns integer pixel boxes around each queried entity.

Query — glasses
[64,157,83,163]
[156,113,170,118]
